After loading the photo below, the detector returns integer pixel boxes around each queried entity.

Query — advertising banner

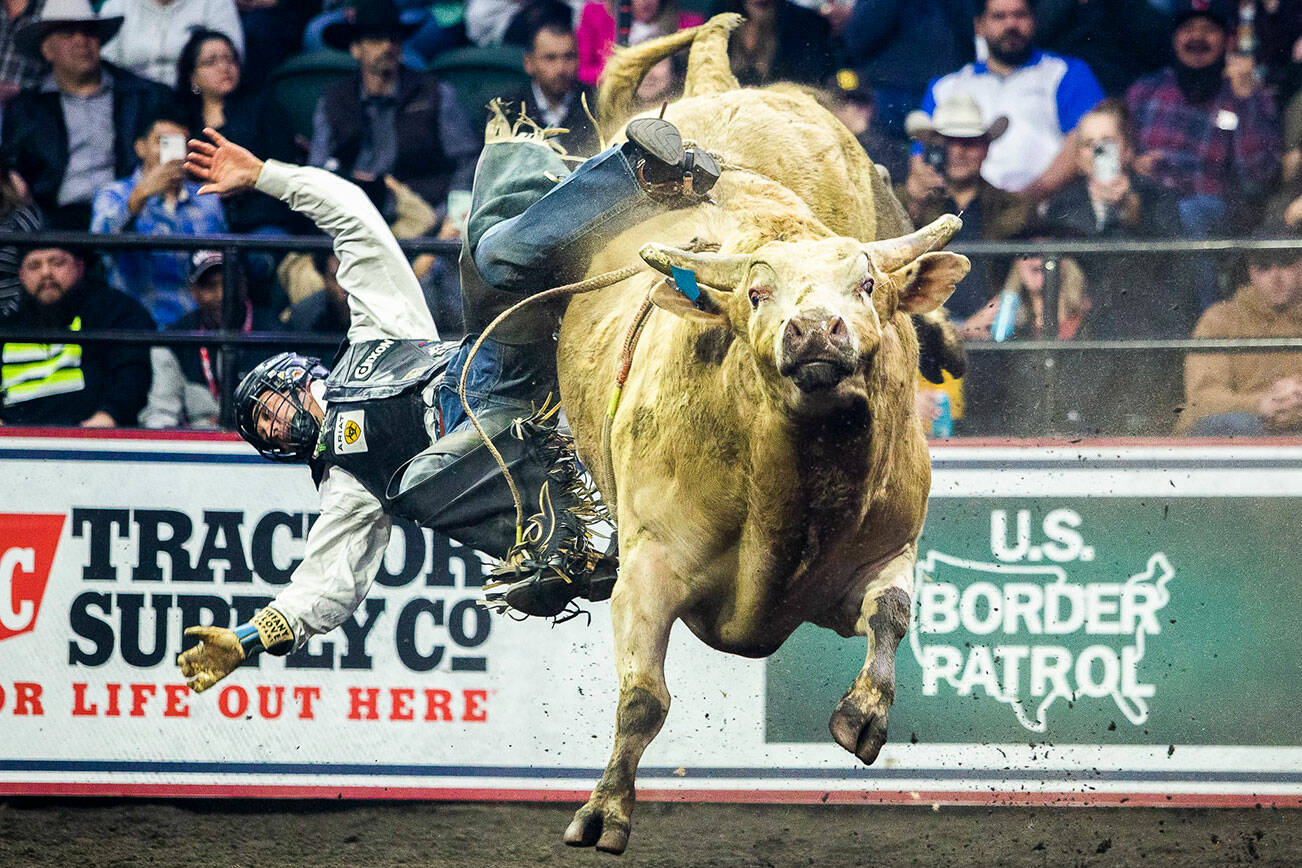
[0,431,1299,807]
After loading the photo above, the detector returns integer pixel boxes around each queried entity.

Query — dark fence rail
[3,231,1301,434]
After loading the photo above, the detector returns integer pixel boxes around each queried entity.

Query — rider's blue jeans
[438,139,657,433]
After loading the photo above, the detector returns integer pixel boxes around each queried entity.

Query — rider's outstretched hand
[186,128,264,198]
[177,625,246,693]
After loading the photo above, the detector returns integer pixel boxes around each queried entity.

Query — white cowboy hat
[905,94,1009,143]
[14,0,123,56]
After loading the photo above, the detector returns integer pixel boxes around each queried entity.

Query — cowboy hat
[321,0,422,51]
[14,0,123,55]
[905,94,1009,143]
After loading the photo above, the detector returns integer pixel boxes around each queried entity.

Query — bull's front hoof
[828,692,890,765]
[564,800,632,854]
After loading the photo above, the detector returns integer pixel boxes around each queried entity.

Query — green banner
[766,498,1302,746]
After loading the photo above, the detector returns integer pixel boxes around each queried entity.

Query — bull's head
[640,216,970,413]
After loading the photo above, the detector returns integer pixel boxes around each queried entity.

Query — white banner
[0,430,1299,807]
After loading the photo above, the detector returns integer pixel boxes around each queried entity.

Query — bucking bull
[548,15,971,854]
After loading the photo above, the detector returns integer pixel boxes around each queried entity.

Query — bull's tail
[682,13,743,97]
[596,13,743,140]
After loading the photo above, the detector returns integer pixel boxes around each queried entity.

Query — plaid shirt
[0,0,45,93]
[1126,67,1280,200]
[90,171,227,327]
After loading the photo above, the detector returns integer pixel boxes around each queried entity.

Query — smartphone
[158,133,186,165]
[1091,140,1121,183]
[922,142,947,174]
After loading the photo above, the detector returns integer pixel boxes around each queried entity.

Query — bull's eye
[748,286,769,309]
[859,276,875,299]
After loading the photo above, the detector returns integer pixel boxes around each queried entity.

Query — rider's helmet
[234,352,329,462]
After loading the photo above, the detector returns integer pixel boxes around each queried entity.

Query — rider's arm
[254,159,438,343]
[261,467,394,653]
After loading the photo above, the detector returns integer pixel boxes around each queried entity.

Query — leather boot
[624,118,721,203]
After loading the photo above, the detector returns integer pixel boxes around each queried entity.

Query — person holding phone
[1040,98,1196,341]
[901,93,1029,323]
[90,107,228,326]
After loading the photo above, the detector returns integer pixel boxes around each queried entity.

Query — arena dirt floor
[1,798,1299,867]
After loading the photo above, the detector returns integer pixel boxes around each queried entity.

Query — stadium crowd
[1,0,1302,436]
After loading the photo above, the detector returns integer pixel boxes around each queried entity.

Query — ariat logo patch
[334,410,369,454]
[353,340,394,380]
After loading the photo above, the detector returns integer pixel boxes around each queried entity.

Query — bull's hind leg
[564,543,687,854]
[828,545,914,765]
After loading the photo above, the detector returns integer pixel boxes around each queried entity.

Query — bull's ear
[893,252,971,314]
[650,278,731,325]
[640,243,749,289]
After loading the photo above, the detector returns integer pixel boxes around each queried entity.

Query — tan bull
[553,15,970,853]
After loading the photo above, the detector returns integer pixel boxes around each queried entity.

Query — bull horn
[863,214,963,274]
[639,243,749,290]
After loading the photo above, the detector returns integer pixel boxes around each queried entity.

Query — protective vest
[309,338,455,506]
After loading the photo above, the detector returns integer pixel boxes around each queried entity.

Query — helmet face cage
[235,353,327,462]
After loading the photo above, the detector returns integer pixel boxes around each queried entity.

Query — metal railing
[0,230,460,427]
[2,231,1301,435]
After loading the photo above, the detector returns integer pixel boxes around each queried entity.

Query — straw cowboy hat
[14,0,123,55]
[905,94,1009,143]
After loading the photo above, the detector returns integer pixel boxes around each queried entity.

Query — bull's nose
[783,314,849,347]
[781,313,856,367]
[780,312,857,392]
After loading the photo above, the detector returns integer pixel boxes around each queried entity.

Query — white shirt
[921,50,1103,192]
[100,0,244,87]
[253,160,439,649]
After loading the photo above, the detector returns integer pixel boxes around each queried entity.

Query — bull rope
[457,264,643,544]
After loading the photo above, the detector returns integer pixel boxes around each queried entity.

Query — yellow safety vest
[1,316,85,406]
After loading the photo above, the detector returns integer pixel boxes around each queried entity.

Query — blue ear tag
[670,265,703,308]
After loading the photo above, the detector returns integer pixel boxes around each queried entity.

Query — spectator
[958,248,1123,436]
[175,28,300,234]
[90,108,227,327]
[4,0,173,229]
[963,251,1092,340]
[1041,98,1198,339]
[1252,0,1302,107]
[918,0,1104,196]
[1127,0,1280,308]
[312,0,480,217]
[1033,0,1172,97]
[466,0,573,48]
[304,0,466,68]
[1177,230,1302,436]
[0,153,43,317]
[276,174,440,303]
[575,0,703,86]
[234,0,316,91]
[838,0,976,140]
[98,0,243,87]
[284,249,350,339]
[902,94,1030,322]
[140,250,281,428]
[710,0,835,88]
[509,21,598,155]
[0,0,48,102]
[0,245,153,426]
[824,68,909,185]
